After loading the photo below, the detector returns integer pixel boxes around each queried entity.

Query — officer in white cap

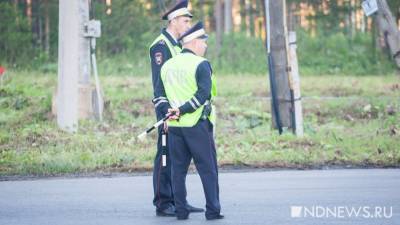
[160,21,224,220]
[148,0,203,217]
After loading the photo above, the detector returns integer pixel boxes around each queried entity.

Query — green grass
[0,71,399,176]
[20,32,397,76]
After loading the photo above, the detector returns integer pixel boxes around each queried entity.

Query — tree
[0,2,32,65]
[375,0,400,69]
[95,0,157,55]
[214,0,223,58]
[224,0,233,33]
[239,0,246,32]
[44,0,50,56]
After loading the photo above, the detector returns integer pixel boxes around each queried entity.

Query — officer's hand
[167,108,180,120]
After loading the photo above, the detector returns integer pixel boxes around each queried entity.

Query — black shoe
[177,213,189,220]
[206,214,224,220]
[156,206,176,217]
[186,204,204,213]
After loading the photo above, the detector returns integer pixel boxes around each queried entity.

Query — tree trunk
[214,0,223,58]
[349,0,356,38]
[14,0,19,24]
[361,2,367,33]
[249,0,255,36]
[240,0,246,32]
[45,0,50,56]
[397,5,400,28]
[246,0,254,36]
[29,0,38,48]
[199,0,205,22]
[376,0,400,69]
[157,0,165,13]
[224,0,233,33]
[26,0,32,27]
[36,1,43,50]
[39,11,43,49]
[255,0,261,37]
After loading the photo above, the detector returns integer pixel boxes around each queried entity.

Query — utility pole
[263,0,303,135]
[267,0,291,130]
[57,0,101,132]
[57,0,82,132]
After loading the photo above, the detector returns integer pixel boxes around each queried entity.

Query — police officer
[149,0,203,217]
[160,22,224,220]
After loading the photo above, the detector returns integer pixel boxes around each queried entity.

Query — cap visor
[186,12,193,18]
[198,34,208,40]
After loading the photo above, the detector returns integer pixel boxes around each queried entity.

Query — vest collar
[162,28,180,47]
[181,48,196,55]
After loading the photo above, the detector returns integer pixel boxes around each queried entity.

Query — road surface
[0,169,399,225]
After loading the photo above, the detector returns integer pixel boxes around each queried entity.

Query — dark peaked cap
[178,22,208,44]
[162,0,193,20]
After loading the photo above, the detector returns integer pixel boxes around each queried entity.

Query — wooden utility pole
[376,0,400,69]
[262,0,303,135]
[288,32,303,136]
[267,0,292,130]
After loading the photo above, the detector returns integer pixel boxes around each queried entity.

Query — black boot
[186,204,204,213]
[206,213,224,220]
[156,206,176,217]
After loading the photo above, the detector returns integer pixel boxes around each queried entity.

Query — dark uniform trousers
[168,119,221,217]
[152,110,174,210]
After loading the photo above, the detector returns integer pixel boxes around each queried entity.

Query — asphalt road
[0,169,399,225]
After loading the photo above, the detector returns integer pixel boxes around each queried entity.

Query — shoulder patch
[154,52,163,65]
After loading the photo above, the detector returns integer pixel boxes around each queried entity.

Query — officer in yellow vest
[160,22,223,220]
[149,0,203,217]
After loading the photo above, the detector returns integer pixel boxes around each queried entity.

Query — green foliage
[207,33,268,75]
[97,29,396,76]
[307,0,353,35]
[95,0,159,56]
[297,29,396,75]
[1,0,398,76]
[0,2,33,66]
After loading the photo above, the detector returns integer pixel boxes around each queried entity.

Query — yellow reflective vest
[161,52,216,127]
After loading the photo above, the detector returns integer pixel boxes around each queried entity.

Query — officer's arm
[178,61,212,115]
[154,77,171,116]
[150,43,172,114]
